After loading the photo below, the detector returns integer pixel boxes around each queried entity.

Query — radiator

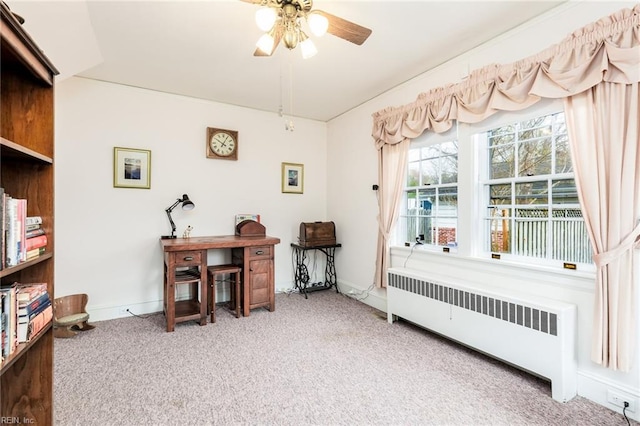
[387,268,577,402]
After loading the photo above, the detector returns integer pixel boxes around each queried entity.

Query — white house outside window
[399,141,458,247]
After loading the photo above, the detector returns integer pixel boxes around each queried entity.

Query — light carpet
[54,290,634,426]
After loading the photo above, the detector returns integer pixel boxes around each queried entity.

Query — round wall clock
[206,127,238,160]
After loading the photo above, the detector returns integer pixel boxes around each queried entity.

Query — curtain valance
[372,4,640,147]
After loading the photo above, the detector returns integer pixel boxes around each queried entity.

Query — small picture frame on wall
[282,162,304,194]
[113,147,151,189]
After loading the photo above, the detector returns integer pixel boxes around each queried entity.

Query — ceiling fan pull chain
[279,61,284,117]
[287,57,295,131]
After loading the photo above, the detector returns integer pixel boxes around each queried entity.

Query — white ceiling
[10,1,567,122]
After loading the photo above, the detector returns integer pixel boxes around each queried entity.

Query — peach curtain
[374,138,409,289]
[371,5,640,369]
[564,82,640,371]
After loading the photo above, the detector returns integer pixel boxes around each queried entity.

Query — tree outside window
[482,112,592,264]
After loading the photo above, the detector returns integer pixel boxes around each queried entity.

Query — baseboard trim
[88,300,163,322]
[577,371,639,421]
[336,279,387,313]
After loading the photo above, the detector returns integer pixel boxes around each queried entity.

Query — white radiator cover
[387,267,577,402]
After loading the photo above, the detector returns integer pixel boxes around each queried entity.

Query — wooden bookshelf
[1,2,58,423]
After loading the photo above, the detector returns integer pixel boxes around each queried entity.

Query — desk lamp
[161,194,195,239]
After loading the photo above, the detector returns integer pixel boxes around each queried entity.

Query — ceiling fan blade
[239,0,264,4]
[315,10,372,46]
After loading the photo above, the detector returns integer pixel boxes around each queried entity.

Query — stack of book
[25,216,47,261]
[0,187,48,269]
[0,282,52,363]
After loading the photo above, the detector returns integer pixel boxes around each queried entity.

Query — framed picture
[113,147,151,189]
[281,162,304,194]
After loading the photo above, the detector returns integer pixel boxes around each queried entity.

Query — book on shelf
[16,282,48,303]
[26,247,46,261]
[25,216,42,226]
[25,234,47,252]
[0,188,4,270]
[18,290,50,317]
[18,198,26,262]
[4,196,27,267]
[0,283,18,360]
[25,223,41,232]
[27,304,52,341]
[25,227,45,238]
[235,213,261,225]
[5,197,18,267]
[0,292,5,362]
[17,298,52,343]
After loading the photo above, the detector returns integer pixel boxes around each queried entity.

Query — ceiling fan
[241,0,372,58]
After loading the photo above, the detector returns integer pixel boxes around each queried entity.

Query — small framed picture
[113,147,151,189]
[281,162,304,194]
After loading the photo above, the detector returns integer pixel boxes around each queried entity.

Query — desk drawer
[173,250,202,266]
[249,246,271,258]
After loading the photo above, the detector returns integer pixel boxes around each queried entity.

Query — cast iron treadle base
[290,243,342,299]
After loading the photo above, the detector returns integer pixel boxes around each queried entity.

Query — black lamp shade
[181,194,195,210]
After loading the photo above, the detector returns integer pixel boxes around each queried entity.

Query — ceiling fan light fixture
[299,32,317,59]
[256,31,276,55]
[282,28,299,50]
[249,0,372,57]
[307,12,328,37]
[255,7,277,31]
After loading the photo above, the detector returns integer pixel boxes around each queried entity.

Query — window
[398,141,458,247]
[479,111,592,265]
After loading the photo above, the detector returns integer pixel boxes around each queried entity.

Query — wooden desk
[161,235,280,332]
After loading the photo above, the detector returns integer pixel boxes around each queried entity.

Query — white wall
[326,0,639,420]
[55,77,327,319]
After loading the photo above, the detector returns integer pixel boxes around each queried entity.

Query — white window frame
[396,128,459,250]
[474,105,594,271]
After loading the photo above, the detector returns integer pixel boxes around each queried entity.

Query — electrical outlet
[607,390,636,412]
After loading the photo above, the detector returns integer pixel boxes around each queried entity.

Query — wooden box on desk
[236,220,265,237]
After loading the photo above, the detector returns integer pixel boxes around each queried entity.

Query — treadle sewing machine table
[291,243,342,298]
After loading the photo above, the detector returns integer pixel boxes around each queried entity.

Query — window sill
[390,245,596,293]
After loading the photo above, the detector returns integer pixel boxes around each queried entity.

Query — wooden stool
[53,294,95,338]
[207,264,242,323]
